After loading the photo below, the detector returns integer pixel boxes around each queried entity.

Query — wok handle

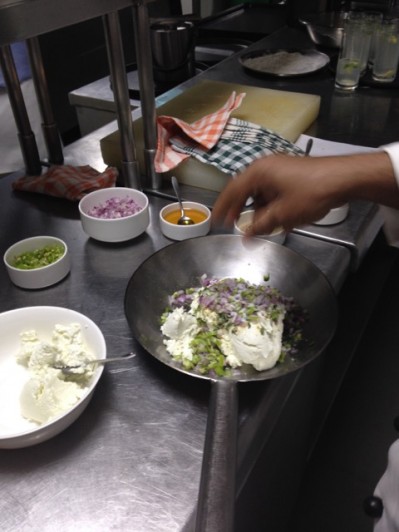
[195,379,238,532]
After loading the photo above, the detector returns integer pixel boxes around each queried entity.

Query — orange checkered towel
[12,165,118,201]
[155,91,245,173]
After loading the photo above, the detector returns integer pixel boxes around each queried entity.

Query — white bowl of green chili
[3,236,70,289]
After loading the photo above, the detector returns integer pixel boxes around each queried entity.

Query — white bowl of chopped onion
[79,187,150,243]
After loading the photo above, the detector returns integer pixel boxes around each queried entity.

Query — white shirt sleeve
[374,440,399,532]
[370,145,399,532]
[379,142,399,248]
[383,142,399,187]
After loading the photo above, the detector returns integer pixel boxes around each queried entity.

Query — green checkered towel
[170,117,304,175]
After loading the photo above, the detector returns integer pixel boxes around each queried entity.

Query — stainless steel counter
[1,21,398,532]
[0,167,351,531]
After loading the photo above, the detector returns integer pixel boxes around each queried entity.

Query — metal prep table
[0,169,350,532]
[1,19,399,532]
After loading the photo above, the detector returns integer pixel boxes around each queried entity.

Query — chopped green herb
[12,244,65,270]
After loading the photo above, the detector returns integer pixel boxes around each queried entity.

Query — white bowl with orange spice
[79,187,150,243]
[159,201,211,241]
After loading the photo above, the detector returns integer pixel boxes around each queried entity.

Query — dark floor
[288,249,399,531]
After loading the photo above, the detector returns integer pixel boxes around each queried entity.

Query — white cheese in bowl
[17,323,95,424]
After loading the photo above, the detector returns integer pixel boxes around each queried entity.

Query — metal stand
[26,37,64,165]
[103,12,141,190]
[0,0,157,188]
[132,2,160,190]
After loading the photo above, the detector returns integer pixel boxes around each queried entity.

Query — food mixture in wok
[160,275,306,376]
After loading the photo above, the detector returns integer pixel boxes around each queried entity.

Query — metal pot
[299,11,348,48]
[150,19,196,87]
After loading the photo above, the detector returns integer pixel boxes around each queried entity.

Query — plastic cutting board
[100,79,320,191]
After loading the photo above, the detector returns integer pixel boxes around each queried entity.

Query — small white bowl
[234,210,286,244]
[160,201,211,241]
[0,306,106,449]
[313,204,349,225]
[79,187,150,243]
[4,236,70,290]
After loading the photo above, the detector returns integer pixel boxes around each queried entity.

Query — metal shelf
[0,0,154,45]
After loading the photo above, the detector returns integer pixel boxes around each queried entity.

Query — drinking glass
[365,12,384,67]
[335,17,363,90]
[372,19,399,82]
[347,12,372,73]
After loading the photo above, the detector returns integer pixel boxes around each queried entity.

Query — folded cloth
[170,117,304,175]
[155,92,304,176]
[155,91,246,173]
[12,165,118,201]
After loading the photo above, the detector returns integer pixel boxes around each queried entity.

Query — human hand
[212,154,341,235]
[212,151,396,235]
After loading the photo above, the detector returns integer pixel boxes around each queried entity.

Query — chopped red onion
[88,196,143,219]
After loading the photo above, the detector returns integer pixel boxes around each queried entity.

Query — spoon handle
[53,352,135,371]
[171,176,184,215]
[89,352,136,365]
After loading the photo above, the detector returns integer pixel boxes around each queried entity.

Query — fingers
[212,157,276,228]
[249,206,282,236]
[212,154,314,234]
[212,174,254,229]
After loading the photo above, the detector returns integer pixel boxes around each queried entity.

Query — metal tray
[239,48,330,78]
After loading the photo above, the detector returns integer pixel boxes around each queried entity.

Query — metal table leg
[27,37,64,165]
[132,2,160,190]
[0,44,42,175]
[103,11,141,190]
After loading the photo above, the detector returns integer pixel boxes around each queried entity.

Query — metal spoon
[171,175,194,225]
[305,137,313,156]
[52,352,136,374]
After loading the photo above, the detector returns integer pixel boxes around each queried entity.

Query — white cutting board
[100,80,321,191]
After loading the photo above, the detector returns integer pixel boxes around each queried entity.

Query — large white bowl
[79,187,150,243]
[3,235,70,289]
[160,201,211,241]
[0,306,106,449]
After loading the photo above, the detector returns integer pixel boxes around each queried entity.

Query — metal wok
[124,235,338,531]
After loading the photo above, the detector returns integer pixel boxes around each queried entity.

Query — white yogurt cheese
[161,296,285,372]
[20,371,85,424]
[224,313,284,371]
[16,323,95,424]
[161,307,199,361]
